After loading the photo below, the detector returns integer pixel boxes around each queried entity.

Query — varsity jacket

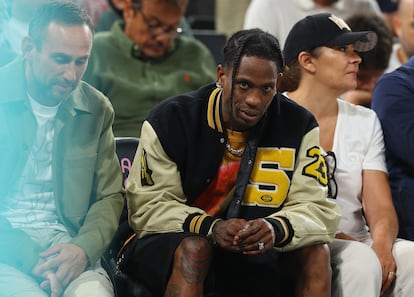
[126,83,340,251]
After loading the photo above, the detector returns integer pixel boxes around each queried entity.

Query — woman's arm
[362,169,398,294]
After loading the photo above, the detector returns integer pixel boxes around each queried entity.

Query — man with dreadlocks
[122,28,340,297]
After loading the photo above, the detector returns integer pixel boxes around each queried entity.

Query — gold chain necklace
[225,142,245,156]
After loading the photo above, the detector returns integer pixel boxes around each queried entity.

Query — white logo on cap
[328,14,351,31]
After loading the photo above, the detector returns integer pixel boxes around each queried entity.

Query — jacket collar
[207,87,225,133]
[66,82,93,115]
[206,86,279,135]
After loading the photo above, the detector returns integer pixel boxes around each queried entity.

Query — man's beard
[32,78,77,106]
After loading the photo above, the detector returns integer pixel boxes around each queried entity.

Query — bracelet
[206,232,217,246]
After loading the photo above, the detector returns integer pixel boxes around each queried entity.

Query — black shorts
[120,232,285,297]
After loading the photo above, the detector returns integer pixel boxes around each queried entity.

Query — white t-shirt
[330,99,387,240]
[0,95,66,231]
[244,0,381,47]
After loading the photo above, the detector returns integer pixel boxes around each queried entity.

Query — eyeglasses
[323,151,338,199]
[138,9,182,39]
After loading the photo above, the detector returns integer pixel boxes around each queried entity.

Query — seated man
[372,55,414,241]
[122,28,340,296]
[83,0,216,137]
[0,1,124,296]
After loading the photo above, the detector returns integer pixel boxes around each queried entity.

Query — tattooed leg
[165,236,212,297]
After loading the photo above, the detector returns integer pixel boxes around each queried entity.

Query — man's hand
[233,218,275,254]
[32,243,89,296]
[212,218,248,252]
[212,218,275,254]
[40,270,63,297]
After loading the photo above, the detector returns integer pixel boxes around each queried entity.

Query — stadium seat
[102,137,153,297]
[193,29,227,65]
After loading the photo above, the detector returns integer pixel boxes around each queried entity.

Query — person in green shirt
[84,0,216,137]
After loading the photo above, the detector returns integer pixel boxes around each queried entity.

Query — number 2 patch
[303,146,328,187]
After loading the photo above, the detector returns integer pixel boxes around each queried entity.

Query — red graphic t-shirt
[192,130,246,216]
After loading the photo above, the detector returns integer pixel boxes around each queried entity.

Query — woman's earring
[216,81,222,89]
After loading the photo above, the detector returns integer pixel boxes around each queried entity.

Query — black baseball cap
[283,13,378,65]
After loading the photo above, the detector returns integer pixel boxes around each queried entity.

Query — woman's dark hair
[28,0,94,48]
[277,47,322,93]
[223,28,284,101]
[277,60,301,93]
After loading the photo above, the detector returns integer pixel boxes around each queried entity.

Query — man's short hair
[28,0,94,48]
[131,0,189,14]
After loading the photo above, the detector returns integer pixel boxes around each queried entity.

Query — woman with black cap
[279,12,414,297]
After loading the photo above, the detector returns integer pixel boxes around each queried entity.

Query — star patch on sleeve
[141,149,154,186]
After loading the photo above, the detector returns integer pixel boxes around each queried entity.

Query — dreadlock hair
[222,28,284,105]
[28,0,94,49]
